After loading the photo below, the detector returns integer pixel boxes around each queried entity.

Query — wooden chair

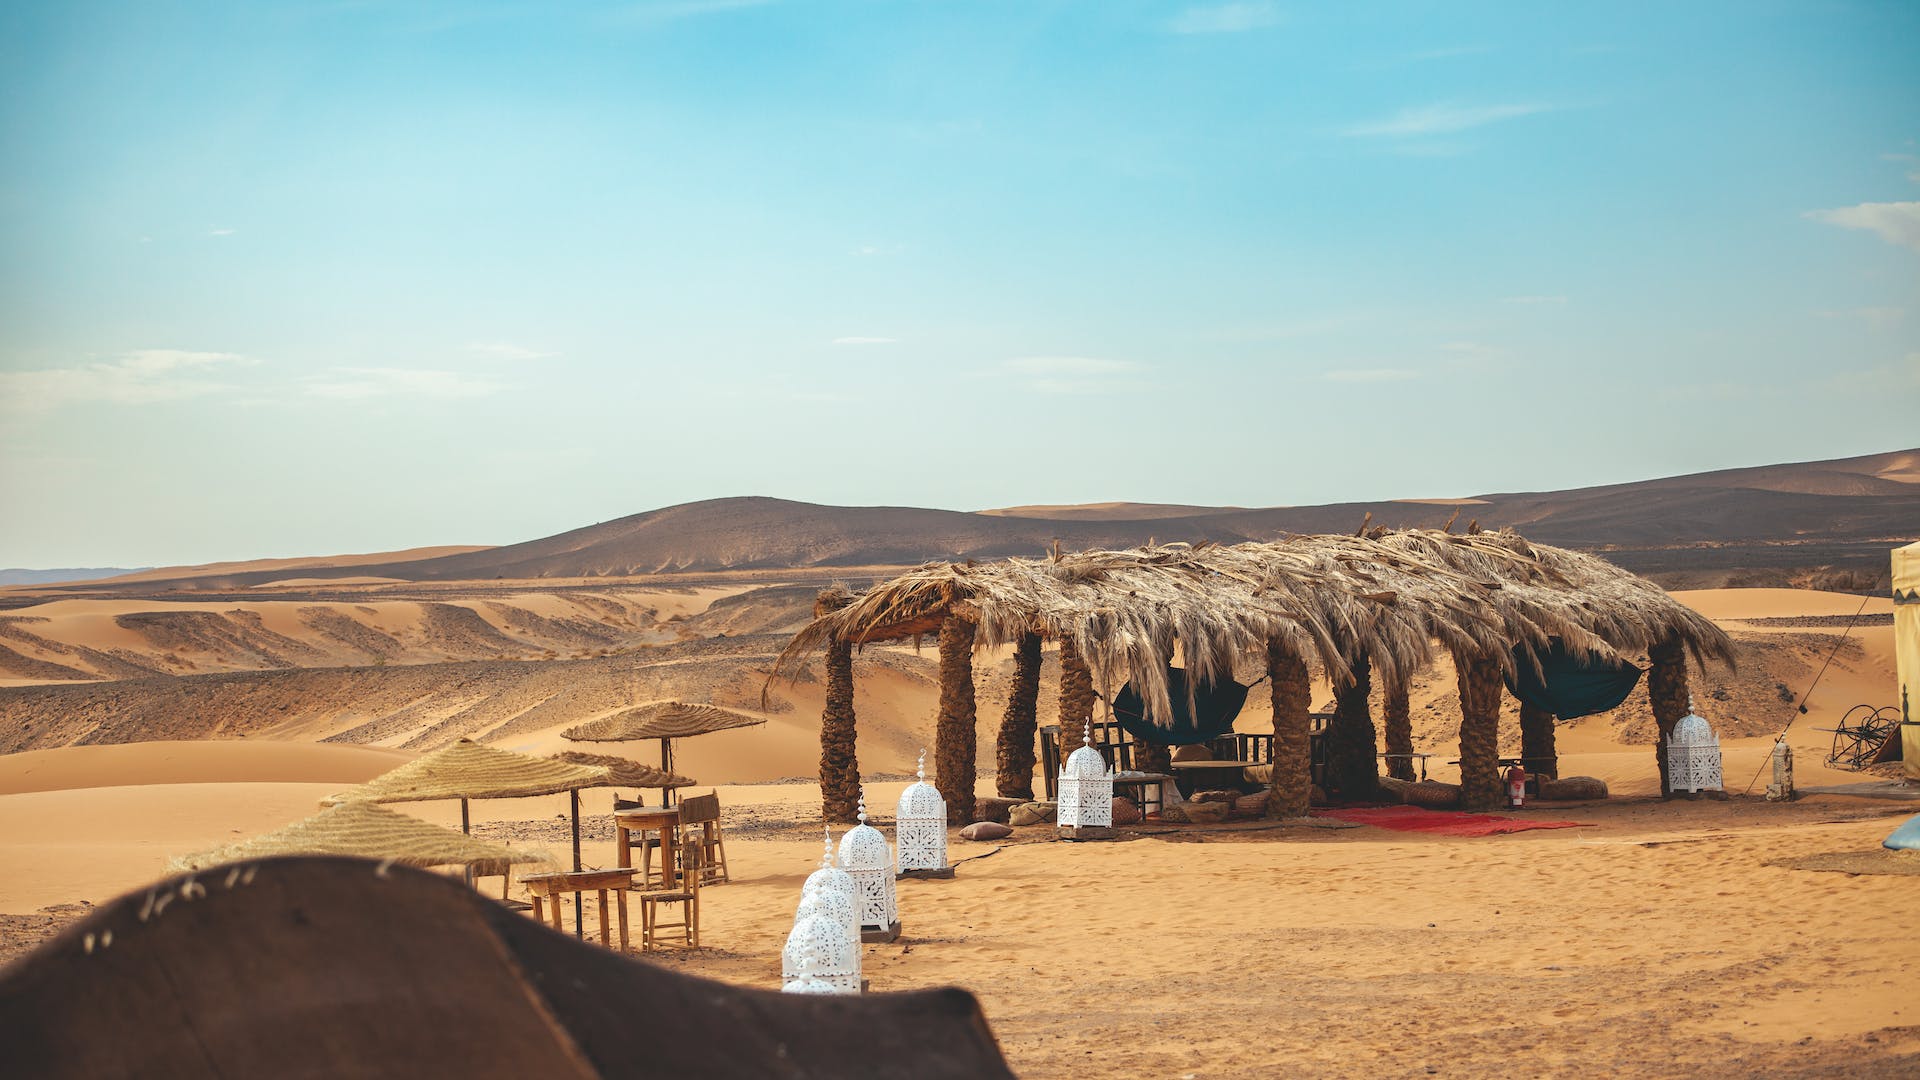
[640,840,703,949]
[675,791,729,885]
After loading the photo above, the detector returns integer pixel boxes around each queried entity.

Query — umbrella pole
[571,789,584,939]
[461,798,474,888]
[662,740,675,807]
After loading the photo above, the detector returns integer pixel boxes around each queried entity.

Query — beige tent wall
[1896,542,1920,780]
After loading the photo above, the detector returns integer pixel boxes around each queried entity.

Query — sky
[1,1,1916,568]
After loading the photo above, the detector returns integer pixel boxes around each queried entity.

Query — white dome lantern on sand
[895,750,951,879]
[1057,727,1115,839]
[801,829,860,942]
[781,905,860,996]
[836,789,901,942]
[1666,708,1723,794]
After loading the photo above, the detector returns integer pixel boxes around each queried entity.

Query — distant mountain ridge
[0,569,148,587]
[19,448,1917,591]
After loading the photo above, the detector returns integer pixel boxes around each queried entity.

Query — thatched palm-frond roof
[562,702,766,742]
[769,529,1733,730]
[551,751,697,791]
[322,739,612,806]
[166,802,541,874]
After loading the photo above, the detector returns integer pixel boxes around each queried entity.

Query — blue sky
[2,1,1916,567]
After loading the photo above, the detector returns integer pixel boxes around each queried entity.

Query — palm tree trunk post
[1648,637,1690,798]
[1326,650,1379,801]
[995,631,1043,799]
[1265,639,1313,819]
[935,615,979,825]
[1056,636,1096,766]
[1455,651,1504,810]
[1518,701,1559,780]
[1383,679,1415,782]
[817,589,860,824]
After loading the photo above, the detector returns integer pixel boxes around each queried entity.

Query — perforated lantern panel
[782,913,860,996]
[895,817,948,873]
[1666,713,1724,793]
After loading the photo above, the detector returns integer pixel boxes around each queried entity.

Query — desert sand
[1,586,1916,1077]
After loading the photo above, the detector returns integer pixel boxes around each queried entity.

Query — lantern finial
[856,788,868,826]
[916,748,925,781]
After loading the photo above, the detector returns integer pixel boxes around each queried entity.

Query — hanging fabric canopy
[1110,666,1251,746]
[1504,641,1644,720]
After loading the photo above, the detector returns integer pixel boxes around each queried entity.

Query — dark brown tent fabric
[0,856,1015,1079]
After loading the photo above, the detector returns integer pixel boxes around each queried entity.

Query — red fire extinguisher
[1506,764,1527,808]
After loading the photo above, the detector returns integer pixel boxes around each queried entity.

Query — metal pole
[460,798,470,835]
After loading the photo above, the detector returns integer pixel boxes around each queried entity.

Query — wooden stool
[521,868,637,953]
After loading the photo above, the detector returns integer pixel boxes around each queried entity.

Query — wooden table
[613,806,684,887]
[1378,752,1434,780]
[521,868,637,952]
[1111,771,1175,815]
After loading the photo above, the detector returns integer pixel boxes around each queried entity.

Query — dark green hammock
[1505,641,1643,720]
[1111,667,1251,746]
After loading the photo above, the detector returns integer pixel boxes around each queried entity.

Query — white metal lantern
[835,789,899,939]
[804,829,860,941]
[781,909,861,995]
[1057,729,1114,829]
[895,749,948,874]
[1666,710,1723,793]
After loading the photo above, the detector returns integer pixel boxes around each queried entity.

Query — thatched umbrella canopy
[324,738,613,935]
[563,701,766,803]
[550,751,696,793]
[166,801,540,876]
[323,739,611,810]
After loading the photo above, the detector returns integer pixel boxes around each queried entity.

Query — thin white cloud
[464,341,555,361]
[1169,2,1279,34]
[831,337,897,345]
[303,368,504,400]
[1814,306,1905,326]
[1345,102,1553,138]
[208,228,236,237]
[1805,201,1920,252]
[1323,368,1420,383]
[1001,356,1147,395]
[1501,294,1567,305]
[0,350,251,412]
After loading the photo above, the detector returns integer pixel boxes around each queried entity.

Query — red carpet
[1313,805,1592,836]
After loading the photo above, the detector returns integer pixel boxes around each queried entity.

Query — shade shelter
[324,739,612,937]
[1897,541,1919,780]
[562,701,765,806]
[774,528,1734,818]
[167,801,539,877]
[550,751,697,797]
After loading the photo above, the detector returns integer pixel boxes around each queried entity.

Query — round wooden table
[613,806,684,887]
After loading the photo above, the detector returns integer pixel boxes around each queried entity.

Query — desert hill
[19,448,1910,594]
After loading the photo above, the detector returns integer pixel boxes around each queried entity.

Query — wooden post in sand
[817,589,861,825]
[1325,650,1380,802]
[994,631,1042,800]
[1455,651,1504,811]
[1382,679,1416,783]
[1647,636,1691,798]
[935,615,979,826]
[1264,638,1313,819]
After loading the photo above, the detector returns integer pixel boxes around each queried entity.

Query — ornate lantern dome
[835,789,899,938]
[1666,709,1723,793]
[803,829,860,939]
[799,875,859,943]
[781,911,861,995]
[1057,729,1114,830]
[894,750,948,874]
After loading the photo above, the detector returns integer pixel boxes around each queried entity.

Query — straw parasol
[550,751,696,794]
[563,702,765,804]
[166,801,541,876]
